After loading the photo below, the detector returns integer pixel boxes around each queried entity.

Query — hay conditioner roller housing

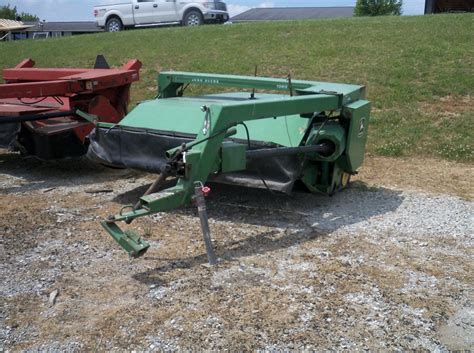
[88,71,371,263]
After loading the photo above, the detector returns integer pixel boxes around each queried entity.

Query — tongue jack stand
[194,184,218,266]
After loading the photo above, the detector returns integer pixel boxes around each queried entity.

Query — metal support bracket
[101,220,150,258]
[194,184,218,265]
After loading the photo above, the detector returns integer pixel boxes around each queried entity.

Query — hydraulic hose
[0,110,76,124]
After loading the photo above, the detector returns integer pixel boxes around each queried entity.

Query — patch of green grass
[0,14,472,162]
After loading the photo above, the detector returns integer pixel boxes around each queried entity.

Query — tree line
[0,4,39,22]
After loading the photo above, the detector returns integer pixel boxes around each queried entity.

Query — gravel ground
[0,151,473,351]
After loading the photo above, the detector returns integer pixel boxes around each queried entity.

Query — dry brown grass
[356,156,473,200]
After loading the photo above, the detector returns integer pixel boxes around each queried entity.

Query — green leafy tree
[354,0,403,16]
[17,11,40,21]
[0,4,39,21]
[0,4,16,19]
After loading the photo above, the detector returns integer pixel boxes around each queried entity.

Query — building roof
[23,21,102,33]
[231,7,355,22]
[0,19,33,31]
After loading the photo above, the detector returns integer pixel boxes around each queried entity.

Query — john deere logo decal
[358,118,366,137]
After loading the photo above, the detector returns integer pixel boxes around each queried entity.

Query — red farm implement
[0,56,141,160]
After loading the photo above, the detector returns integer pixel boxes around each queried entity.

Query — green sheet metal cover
[119,92,311,147]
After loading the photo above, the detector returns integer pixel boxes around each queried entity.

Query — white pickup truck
[94,0,229,32]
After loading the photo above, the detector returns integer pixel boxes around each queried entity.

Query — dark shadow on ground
[129,180,404,283]
[113,180,403,230]
[0,151,139,194]
[133,228,325,285]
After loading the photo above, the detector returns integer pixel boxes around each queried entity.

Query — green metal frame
[98,71,371,258]
[158,71,364,105]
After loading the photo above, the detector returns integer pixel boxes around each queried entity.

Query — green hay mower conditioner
[88,71,371,263]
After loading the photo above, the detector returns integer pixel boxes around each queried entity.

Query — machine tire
[106,17,123,32]
[183,10,203,27]
[339,172,351,191]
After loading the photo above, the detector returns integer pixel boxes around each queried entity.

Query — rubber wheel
[339,172,351,191]
[106,17,123,32]
[183,10,203,26]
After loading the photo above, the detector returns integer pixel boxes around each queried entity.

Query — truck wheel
[106,17,123,32]
[183,10,203,26]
